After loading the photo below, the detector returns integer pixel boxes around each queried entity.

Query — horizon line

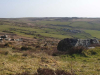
[1,17,100,19]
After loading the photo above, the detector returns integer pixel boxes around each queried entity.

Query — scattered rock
[0,35,8,39]
[88,47,95,49]
[57,38,99,51]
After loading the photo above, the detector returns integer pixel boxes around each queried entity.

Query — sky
[0,0,100,18]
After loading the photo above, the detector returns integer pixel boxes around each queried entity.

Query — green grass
[37,21,100,30]
[59,47,100,75]
[0,25,11,31]
[1,18,100,75]
[69,22,93,29]
[37,21,71,25]
[0,35,100,75]
[85,30,100,38]
[1,47,100,75]
[0,25,72,39]
[71,33,92,39]
[40,33,72,39]
[1,20,100,39]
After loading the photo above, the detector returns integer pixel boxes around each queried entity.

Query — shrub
[47,46,85,56]
[15,71,31,75]
[22,52,28,57]
[0,44,5,48]
[52,51,68,56]
[68,46,86,55]
[89,43,100,47]
[21,46,32,51]
[4,42,13,47]
[0,50,9,55]
[82,48,100,56]
[34,68,75,75]
[22,51,32,57]
[35,68,55,75]
[12,46,20,50]
[55,69,74,75]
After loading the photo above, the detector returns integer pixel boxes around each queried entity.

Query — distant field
[36,21,71,25]
[85,30,100,38]
[69,22,93,29]
[0,25,72,39]
[1,18,100,75]
[35,20,100,39]
[37,21,100,30]
[40,33,72,38]
[1,18,100,39]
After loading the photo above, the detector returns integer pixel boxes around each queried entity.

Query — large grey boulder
[57,38,99,51]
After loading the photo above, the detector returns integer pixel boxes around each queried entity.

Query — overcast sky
[0,0,100,18]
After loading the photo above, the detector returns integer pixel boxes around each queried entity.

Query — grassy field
[0,25,72,39]
[69,22,93,29]
[1,47,100,75]
[32,20,100,39]
[36,21,71,26]
[1,19,100,39]
[37,21,100,30]
[85,30,100,38]
[1,18,100,75]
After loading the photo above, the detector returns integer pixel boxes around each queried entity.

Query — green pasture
[85,30,100,39]
[36,21,71,25]
[1,20,100,39]
[40,33,72,39]
[37,21,100,30]
[1,46,100,75]
[0,25,71,39]
[69,22,93,29]
[59,47,100,75]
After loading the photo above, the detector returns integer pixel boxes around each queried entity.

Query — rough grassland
[37,21,100,30]
[36,21,71,25]
[0,25,72,39]
[85,30,100,38]
[1,20,100,39]
[1,47,100,75]
[1,19,100,75]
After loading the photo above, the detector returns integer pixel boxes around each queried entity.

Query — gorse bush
[89,43,100,47]
[0,44,5,48]
[68,46,86,55]
[14,68,75,75]
[15,71,30,75]
[4,42,13,47]
[0,50,9,55]
[35,68,55,75]
[82,47,100,56]
[12,46,20,50]
[22,51,32,57]
[47,46,86,56]
[45,46,86,56]
[34,68,75,75]
[21,46,32,51]
[52,51,68,56]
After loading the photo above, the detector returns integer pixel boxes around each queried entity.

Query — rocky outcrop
[0,35,8,39]
[57,38,99,51]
